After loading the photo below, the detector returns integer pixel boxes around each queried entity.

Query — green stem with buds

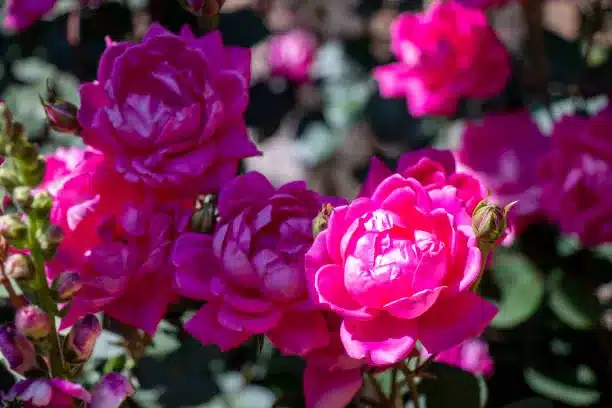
[29,218,64,378]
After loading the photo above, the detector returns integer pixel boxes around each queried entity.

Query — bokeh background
[0,0,611,407]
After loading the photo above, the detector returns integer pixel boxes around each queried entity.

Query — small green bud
[0,166,20,191]
[31,190,53,219]
[19,158,45,187]
[472,200,517,252]
[12,186,33,210]
[5,254,34,282]
[313,203,334,237]
[37,225,65,259]
[0,215,28,242]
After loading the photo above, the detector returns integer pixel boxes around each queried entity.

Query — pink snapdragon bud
[0,324,36,374]
[2,378,90,407]
[40,98,81,134]
[179,0,226,16]
[52,271,83,302]
[64,314,102,362]
[89,373,134,408]
[5,253,34,282]
[15,305,51,340]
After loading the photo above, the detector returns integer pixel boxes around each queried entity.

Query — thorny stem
[398,362,422,408]
[29,218,64,378]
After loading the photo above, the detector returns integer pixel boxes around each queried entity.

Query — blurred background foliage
[0,0,611,407]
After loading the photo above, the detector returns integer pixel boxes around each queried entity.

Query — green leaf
[490,252,545,329]
[503,397,554,408]
[524,367,600,406]
[548,270,601,330]
[420,363,485,408]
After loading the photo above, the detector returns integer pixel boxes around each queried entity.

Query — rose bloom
[60,199,190,335]
[173,172,344,354]
[373,1,509,117]
[458,111,550,238]
[78,23,259,195]
[435,337,494,377]
[303,314,364,408]
[41,147,91,194]
[1,374,132,408]
[3,0,56,31]
[305,150,497,366]
[539,105,612,246]
[268,29,318,84]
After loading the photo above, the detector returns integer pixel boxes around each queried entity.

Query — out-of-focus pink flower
[359,148,487,219]
[458,111,550,238]
[0,323,36,374]
[303,315,364,408]
[89,373,134,408]
[3,0,56,31]
[454,0,516,9]
[60,199,190,335]
[173,172,345,355]
[373,1,509,117]
[539,105,612,246]
[306,157,497,366]
[1,378,90,408]
[179,0,226,16]
[78,23,259,195]
[435,337,494,377]
[41,147,90,194]
[268,29,318,83]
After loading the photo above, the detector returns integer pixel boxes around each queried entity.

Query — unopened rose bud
[40,97,81,134]
[5,254,34,282]
[31,190,53,219]
[0,323,36,374]
[15,305,51,340]
[178,0,226,16]
[37,225,65,259]
[472,200,516,253]
[0,215,28,242]
[191,195,217,233]
[12,186,33,209]
[64,314,102,362]
[51,271,82,302]
[313,203,333,237]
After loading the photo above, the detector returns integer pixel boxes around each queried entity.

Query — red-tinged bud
[0,323,36,374]
[64,314,102,362]
[178,0,226,16]
[15,305,51,340]
[40,97,81,134]
[51,271,82,302]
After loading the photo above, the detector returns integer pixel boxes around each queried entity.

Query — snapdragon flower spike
[15,305,51,340]
[0,323,36,374]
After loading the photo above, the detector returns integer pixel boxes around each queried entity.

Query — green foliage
[524,366,600,406]
[548,270,602,330]
[419,363,486,408]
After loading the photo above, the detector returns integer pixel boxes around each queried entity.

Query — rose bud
[472,200,516,253]
[51,271,82,302]
[0,323,36,374]
[64,314,102,362]
[5,253,34,282]
[15,305,51,340]
[40,97,81,134]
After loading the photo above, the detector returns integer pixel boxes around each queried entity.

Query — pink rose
[303,314,364,408]
[360,148,487,219]
[78,23,260,195]
[173,172,344,354]
[2,378,90,408]
[373,2,509,117]
[268,29,318,84]
[3,0,56,31]
[435,337,494,377]
[60,199,190,335]
[305,169,497,365]
[41,147,91,194]
[458,111,550,237]
[539,105,612,246]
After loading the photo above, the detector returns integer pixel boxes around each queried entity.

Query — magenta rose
[458,111,550,237]
[60,199,190,335]
[78,23,260,195]
[435,337,494,377]
[3,0,56,31]
[373,1,509,117]
[539,105,612,246]
[41,147,92,194]
[306,170,497,366]
[268,29,318,84]
[173,172,345,355]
